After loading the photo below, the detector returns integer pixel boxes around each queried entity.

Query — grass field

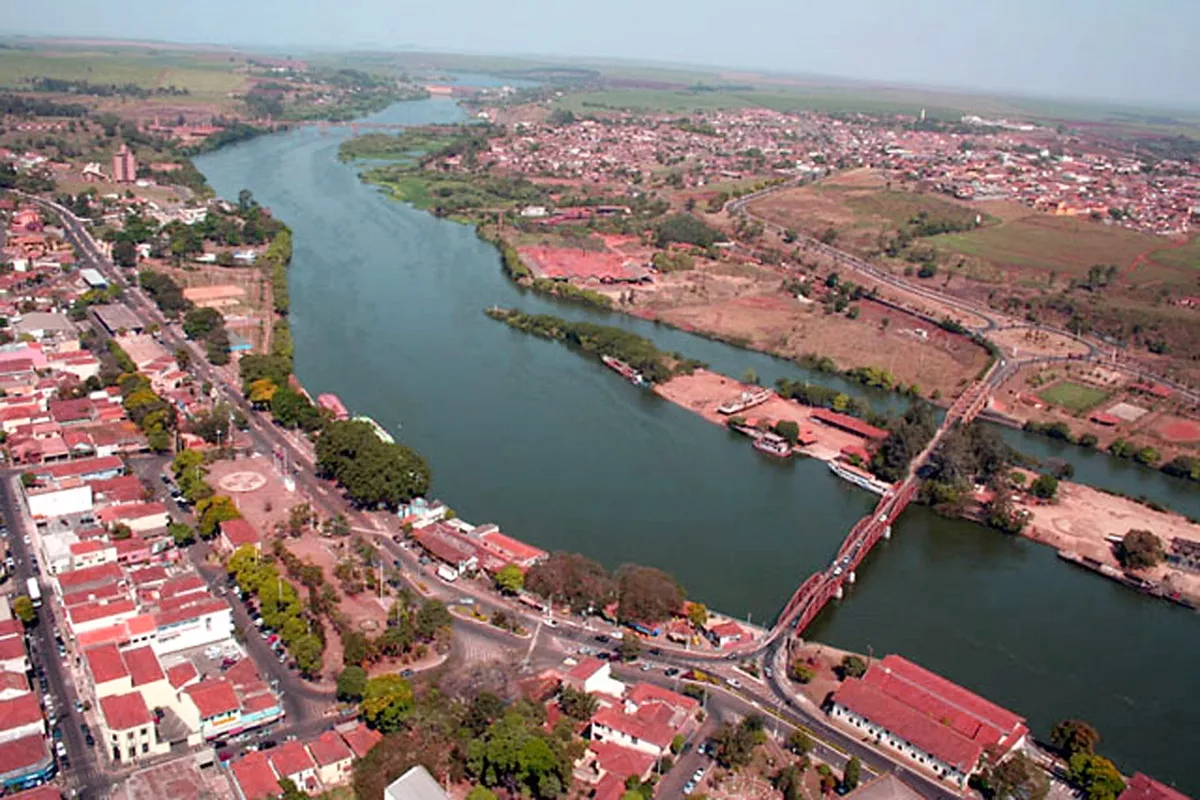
[1037,381,1112,413]
[554,88,756,113]
[842,188,985,229]
[0,49,245,98]
[933,213,1162,278]
[1148,235,1200,271]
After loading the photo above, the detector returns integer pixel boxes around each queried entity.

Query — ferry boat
[828,460,892,496]
[752,433,793,458]
[601,355,647,387]
[717,387,773,415]
[352,415,396,445]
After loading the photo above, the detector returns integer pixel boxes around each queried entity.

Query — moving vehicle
[26,578,41,608]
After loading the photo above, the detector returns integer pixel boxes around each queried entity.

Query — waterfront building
[829,654,1027,789]
[1119,773,1191,800]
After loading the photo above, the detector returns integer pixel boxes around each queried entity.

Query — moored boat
[828,459,892,496]
[600,355,647,387]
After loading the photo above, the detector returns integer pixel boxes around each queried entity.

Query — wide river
[197,98,1199,791]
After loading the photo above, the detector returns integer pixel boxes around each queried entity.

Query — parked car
[727,678,742,689]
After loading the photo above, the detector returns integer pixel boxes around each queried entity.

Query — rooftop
[84,643,128,684]
[185,679,239,719]
[269,740,315,778]
[100,692,153,732]
[231,751,281,800]
[306,730,352,767]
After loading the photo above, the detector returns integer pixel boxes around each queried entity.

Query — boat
[717,388,773,415]
[352,415,395,445]
[753,433,793,458]
[828,460,893,496]
[600,355,647,387]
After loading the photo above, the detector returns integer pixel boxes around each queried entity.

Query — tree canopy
[1116,529,1163,570]
[316,420,431,509]
[617,564,684,624]
[523,552,615,614]
[360,674,415,732]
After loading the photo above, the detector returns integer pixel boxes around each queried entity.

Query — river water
[195,99,1200,792]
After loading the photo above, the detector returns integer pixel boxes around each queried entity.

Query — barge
[1058,550,1198,610]
[828,460,893,496]
[601,355,647,387]
[753,433,793,458]
[717,388,773,415]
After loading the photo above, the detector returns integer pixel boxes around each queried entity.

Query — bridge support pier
[834,584,844,601]
[883,525,892,540]
[847,570,856,585]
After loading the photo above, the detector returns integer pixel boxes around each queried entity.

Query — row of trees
[113,344,175,453]
[227,545,324,676]
[523,551,687,625]
[871,402,938,482]
[484,308,703,385]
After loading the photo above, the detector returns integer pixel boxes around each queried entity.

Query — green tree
[415,599,452,641]
[277,778,306,800]
[713,715,766,769]
[837,654,868,680]
[788,660,815,684]
[616,636,642,663]
[337,666,368,702]
[1051,719,1100,759]
[774,420,800,446]
[1029,474,1059,500]
[843,756,861,792]
[182,307,223,340]
[787,729,812,756]
[195,495,242,539]
[466,788,497,800]
[670,734,686,755]
[360,674,415,732]
[1117,529,1163,569]
[775,763,805,800]
[168,522,195,547]
[495,564,524,595]
[989,751,1049,800]
[112,239,137,267]
[558,686,597,722]
[315,420,431,509]
[12,595,36,626]
[1067,752,1125,800]
[687,602,708,628]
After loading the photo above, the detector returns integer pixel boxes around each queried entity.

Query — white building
[99,692,168,763]
[25,482,93,520]
[384,766,449,800]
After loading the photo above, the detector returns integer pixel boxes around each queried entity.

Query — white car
[727,678,742,689]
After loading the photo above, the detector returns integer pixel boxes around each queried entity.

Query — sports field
[1037,381,1111,413]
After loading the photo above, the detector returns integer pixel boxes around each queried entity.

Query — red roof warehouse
[830,655,1027,788]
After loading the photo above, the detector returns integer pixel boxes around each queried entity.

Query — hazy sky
[6,0,1198,108]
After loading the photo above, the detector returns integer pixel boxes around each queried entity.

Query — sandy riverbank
[653,369,871,461]
[1019,481,1200,600]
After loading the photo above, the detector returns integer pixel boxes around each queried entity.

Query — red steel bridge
[764,369,997,645]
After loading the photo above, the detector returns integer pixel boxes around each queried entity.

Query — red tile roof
[1119,774,1191,800]
[231,751,281,800]
[338,722,382,759]
[0,637,25,665]
[68,598,136,626]
[96,502,168,524]
[0,618,22,640]
[269,740,315,778]
[185,679,239,719]
[55,562,124,592]
[478,530,547,565]
[154,596,228,629]
[219,518,260,548]
[39,455,122,480]
[625,682,699,713]
[589,740,655,783]
[122,646,165,686]
[100,692,153,732]
[0,734,50,775]
[166,661,198,689]
[591,705,676,750]
[84,644,128,684]
[566,656,607,683]
[0,693,43,731]
[833,654,1026,771]
[306,730,352,767]
[8,784,61,800]
[0,670,30,694]
[811,408,889,440]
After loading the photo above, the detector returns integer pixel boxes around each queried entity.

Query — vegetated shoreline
[327,111,1199,611]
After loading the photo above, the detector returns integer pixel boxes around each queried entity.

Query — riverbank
[1019,482,1200,607]
[654,370,875,463]
[192,104,1200,792]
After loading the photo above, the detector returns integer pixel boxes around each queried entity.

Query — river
[195,98,1200,792]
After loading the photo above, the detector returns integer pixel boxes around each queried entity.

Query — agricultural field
[1037,381,1112,413]
[553,88,758,113]
[0,48,246,96]
[932,212,1167,280]
[1148,234,1200,272]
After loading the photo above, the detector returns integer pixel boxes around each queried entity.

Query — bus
[25,577,41,608]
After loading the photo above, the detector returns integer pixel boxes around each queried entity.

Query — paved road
[0,476,105,798]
